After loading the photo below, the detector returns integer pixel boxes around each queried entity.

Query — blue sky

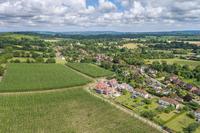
[0,0,200,32]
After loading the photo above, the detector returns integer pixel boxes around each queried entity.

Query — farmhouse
[194,109,200,122]
[158,97,180,109]
[132,89,149,99]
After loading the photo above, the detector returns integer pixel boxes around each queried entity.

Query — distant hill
[2,30,200,39]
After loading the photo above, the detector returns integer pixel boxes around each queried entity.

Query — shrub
[187,112,195,119]
[142,99,151,104]
[46,58,56,63]
[141,111,156,120]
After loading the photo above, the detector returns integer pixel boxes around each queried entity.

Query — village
[92,66,200,132]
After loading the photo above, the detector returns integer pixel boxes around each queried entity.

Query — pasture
[0,64,91,92]
[67,63,114,78]
[0,88,160,133]
[145,58,200,68]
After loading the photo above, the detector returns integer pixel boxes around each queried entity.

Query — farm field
[0,87,160,133]
[0,64,91,92]
[145,58,200,68]
[67,63,114,78]
[122,43,142,49]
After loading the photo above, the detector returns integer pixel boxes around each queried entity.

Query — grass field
[145,58,200,68]
[67,63,113,78]
[122,43,142,49]
[0,64,91,92]
[165,113,195,132]
[0,88,160,133]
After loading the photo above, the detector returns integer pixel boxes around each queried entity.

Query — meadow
[0,64,91,92]
[0,88,160,133]
[122,43,142,49]
[145,58,200,68]
[67,63,114,78]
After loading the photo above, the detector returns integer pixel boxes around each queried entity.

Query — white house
[132,89,149,99]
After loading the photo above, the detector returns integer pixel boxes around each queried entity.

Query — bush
[122,89,128,95]
[142,99,151,104]
[187,112,195,119]
[164,106,175,113]
[141,111,156,120]
[35,57,44,63]
[10,59,20,63]
[46,58,56,63]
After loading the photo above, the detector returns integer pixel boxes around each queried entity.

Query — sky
[0,0,200,32]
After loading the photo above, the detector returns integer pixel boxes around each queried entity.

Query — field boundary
[66,63,114,78]
[0,83,94,95]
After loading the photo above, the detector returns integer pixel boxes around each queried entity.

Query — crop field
[67,63,114,78]
[0,88,160,133]
[145,58,200,68]
[0,64,91,92]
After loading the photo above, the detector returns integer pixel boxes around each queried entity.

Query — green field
[145,58,200,68]
[0,88,160,133]
[122,43,142,49]
[0,64,91,92]
[67,63,114,78]
[115,93,159,113]
[165,113,195,132]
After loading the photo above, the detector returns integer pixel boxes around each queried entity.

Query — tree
[183,122,199,133]
[183,94,193,102]
[0,66,5,76]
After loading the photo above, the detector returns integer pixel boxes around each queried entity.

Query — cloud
[0,0,200,31]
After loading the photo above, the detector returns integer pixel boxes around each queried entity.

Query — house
[132,89,149,99]
[191,87,200,96]
[194,109,200,122]
[158,97,180,109]
[107,79,118,88]
[117,83,133,92]
[185,84,193,91]
[169,75,179,82]
[95,81,109,94]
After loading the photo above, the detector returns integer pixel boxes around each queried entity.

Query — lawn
[0,64,91,92]
[165,112,195,132]
[145,58,200,68]
[67,63,114,78]
[155,111,178,124]
[0,88,160,133]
